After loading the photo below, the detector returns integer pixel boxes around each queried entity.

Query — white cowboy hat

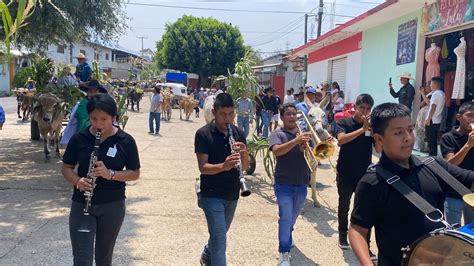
[76,53,86,59]
[398,72,414,80]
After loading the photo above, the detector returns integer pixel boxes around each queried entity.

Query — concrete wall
[47,42,113,70]
[359,10,422,106]
[0,63,10,94]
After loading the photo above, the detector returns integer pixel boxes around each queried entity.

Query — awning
[289,0,436,59]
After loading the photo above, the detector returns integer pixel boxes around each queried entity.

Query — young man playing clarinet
[194,93,249,266]
[349,103,474,266]
[269,103,311,266]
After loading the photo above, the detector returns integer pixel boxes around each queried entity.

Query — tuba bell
[295,110,335,172]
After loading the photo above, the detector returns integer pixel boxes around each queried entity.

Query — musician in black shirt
[349,103,474,266]
[194,93,249,266]
[62,94,140,265]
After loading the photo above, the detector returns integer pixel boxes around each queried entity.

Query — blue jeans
[261,111,272,138]
[149,112,160,133]
[274,183,307,253]
[198,196,238,266]
[444,197,474,225]
[237,116,250,139]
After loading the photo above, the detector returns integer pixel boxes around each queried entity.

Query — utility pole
[304,13,308,85]
[317,0,324,37]
[137,36,148,58]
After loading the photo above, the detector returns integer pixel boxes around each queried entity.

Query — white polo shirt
[428,90,445,124]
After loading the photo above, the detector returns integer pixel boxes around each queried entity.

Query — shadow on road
[0,134,145,264]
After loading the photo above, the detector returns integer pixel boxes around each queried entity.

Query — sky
[118,0,385,58]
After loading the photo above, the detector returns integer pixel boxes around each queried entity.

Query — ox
[33,94,64,160]
[203,94,216,124]
[127,88,143,111]
[161,89,174,121]
[15,89,34,121]
[179,96,198,120]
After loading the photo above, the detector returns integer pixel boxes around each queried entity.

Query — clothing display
[425,43,441,81]
[452,37,466,100]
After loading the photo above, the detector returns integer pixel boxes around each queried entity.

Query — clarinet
[83,129,101,216]
[227,124,251,197]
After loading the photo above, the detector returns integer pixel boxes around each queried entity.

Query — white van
[156,82,187,97]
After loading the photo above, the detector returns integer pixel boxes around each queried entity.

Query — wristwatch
[109,169,116,180]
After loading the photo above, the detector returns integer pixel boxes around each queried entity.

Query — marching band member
[349,103,474,266]
[62,94,140,265]
[440,101,474,225]
[269,103,311,266]
[194,93,249,266]
[335,94,376,259]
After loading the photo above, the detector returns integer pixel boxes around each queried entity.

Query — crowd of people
[194,74,474,266]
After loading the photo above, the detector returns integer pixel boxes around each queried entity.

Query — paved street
[0,97,371,265]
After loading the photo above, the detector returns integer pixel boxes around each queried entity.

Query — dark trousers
[337,175,371,242]
[69,200,125,266]
[425,123,440,156]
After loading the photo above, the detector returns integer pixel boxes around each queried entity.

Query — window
[105,53,109,60]
[80,50,86,56]
[94,52,100,61]
[57,45,65,54]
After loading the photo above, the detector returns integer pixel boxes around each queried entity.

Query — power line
[126,1,355,18]
[250,19,305,47]
[126,1,308,14]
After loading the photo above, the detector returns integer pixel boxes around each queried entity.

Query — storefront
[416,0,474,129]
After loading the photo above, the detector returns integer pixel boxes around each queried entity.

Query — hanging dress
[425,45,441,82]
[452,38,466,100]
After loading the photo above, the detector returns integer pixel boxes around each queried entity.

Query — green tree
[2,0,127,50]
[155,15,246,86]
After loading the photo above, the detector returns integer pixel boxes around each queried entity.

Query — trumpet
[295,111,335,172]
[227,124,251,197]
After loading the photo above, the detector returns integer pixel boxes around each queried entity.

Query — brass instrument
[227,124,251,197]
[78,129,101,233]
[295,110,335,172]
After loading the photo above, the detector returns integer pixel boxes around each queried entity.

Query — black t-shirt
[336,117,373,181]
[269,128,310,185]
[194,123,246,201]
[351,154,474,265]
[62,127,140,204]
[261,95,278,114]
[440,128,474,198]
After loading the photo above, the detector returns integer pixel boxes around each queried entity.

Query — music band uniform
[194,123,246,266]
[62,127,140,265]
[351,153,474,265]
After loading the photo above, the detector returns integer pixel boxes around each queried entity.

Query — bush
[12,67,34,89]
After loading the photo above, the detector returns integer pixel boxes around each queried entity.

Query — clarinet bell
[240,178,251,197]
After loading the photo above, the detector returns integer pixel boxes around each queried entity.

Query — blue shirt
[0,105,5,124]
[236,97,253,117]
[75,62,92,82]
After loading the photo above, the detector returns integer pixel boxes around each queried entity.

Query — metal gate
[329,57,347,90]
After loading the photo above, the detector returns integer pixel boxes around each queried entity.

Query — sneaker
[369,250,377,261]
[148,132,154,135]
[200,254,211,266]
[278,252,290,266]
[338,235,350,249]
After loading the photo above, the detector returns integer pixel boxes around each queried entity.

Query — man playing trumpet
[440,101,474,225]
[335,94,376,260]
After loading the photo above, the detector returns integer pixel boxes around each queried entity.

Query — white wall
[47,42,112,70]
[307,50,361,103]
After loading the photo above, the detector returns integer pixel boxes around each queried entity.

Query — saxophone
[78,129,101,233]
[227,124,251,197]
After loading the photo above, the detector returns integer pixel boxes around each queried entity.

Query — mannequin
[452,36,466,100]
[425,41,441,81]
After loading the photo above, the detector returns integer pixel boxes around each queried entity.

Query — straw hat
[398,72,414,80]
[76,53,86,59]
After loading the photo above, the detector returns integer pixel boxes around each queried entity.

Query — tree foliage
[12,66,33,88]
[2,0,127,49]
[155,15,246,86]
